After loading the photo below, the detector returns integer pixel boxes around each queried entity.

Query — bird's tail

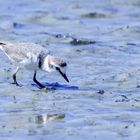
[0,42,5,45]
[0,42,6,51]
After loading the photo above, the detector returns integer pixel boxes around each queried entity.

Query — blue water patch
[32,82,79,90]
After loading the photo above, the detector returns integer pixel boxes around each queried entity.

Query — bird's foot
[11,82,22,87]
[40,86,56,92]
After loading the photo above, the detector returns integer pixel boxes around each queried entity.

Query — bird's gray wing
[0,41,49,63]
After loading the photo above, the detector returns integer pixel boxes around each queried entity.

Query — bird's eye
[60,62,67,67]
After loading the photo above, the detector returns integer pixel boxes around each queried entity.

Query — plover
[0,41,69,88]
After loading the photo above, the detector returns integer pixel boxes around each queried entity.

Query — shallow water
[0,0,140,139]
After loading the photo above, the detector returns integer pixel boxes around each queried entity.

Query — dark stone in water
[115,99,130,102]
[55,33,71,39]
[134,99,140,102]
[70,38,96,46]
[97,90,105,94]
[125,125,129,129]
[115,95,130,102]
[126,43,136,46]
[81,12,107,18]
[121,95,128,99]
[40,32,95,46]
[55,34,63,38]
[13,22,24,29]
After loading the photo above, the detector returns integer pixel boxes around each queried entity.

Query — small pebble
[97,90,105,94]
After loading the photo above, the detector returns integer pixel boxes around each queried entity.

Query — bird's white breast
[41,55,53,72]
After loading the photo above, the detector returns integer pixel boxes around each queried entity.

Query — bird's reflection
[35,113,65,124]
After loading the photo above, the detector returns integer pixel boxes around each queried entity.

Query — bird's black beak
[56,67,69,82]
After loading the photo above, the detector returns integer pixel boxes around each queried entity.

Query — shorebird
[0,41,69,89]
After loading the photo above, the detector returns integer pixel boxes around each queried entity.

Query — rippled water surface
[0,0,140,139]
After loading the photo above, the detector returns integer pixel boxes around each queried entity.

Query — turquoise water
[0,0,140,139]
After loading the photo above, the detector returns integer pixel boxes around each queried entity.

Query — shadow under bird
[0,41,69,89]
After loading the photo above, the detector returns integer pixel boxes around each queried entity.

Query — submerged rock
[13,22,25,29]
[70,38,96,46]
[81,12,107,18]
[97,90,105,95]
[35,113,65,124]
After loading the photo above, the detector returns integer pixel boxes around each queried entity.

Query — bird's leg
[12,67,21,86]
[33,71,45,89]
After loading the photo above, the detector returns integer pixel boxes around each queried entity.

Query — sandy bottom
[0,0,140,139]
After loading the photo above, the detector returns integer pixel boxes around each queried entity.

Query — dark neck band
[38,58,42,68]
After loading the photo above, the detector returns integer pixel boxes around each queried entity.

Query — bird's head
[40,54,69,82]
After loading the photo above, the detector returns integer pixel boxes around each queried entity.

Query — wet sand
[0,0,140,139]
